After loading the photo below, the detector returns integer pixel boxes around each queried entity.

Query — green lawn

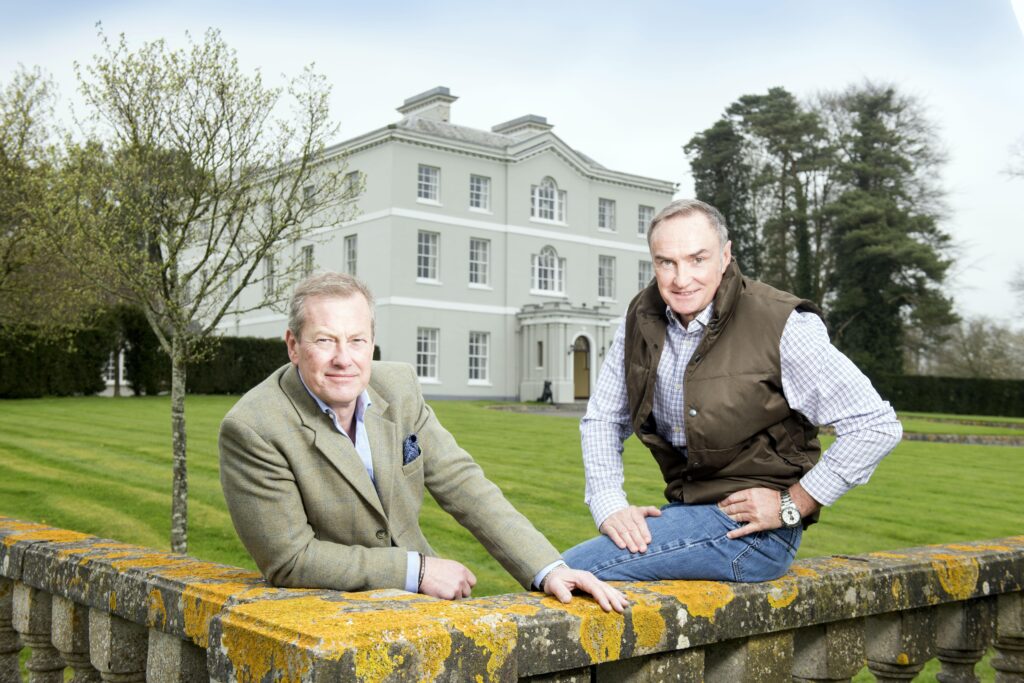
[1,396,1020,681]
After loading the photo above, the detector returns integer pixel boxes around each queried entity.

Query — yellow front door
[573,337,590,399]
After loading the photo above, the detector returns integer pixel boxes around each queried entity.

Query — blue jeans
[563,502,801,582]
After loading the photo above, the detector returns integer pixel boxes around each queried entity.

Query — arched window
[531,246,565,294]
[530,177,566,223]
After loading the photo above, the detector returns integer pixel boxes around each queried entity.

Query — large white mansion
[222,87,676,402]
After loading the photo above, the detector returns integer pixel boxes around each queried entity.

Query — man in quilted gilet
[564,199,902,582]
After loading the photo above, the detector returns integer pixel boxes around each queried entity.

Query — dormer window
[530,177,566,223]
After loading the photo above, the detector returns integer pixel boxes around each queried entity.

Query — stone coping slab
[2,516,1022,681]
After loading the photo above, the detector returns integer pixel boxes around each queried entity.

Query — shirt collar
[665,302,715,332]
[296,368,372,425]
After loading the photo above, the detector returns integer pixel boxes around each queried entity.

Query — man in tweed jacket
[220,272,625,610]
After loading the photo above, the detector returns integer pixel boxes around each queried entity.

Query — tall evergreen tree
[684,119,760,275]
[725,87,832,300]
[824,84,955,377]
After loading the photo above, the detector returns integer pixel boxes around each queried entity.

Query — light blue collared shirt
[297,370,374,482]
[298,369,562,593]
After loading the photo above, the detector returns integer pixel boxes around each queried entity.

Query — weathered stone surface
[792,617,865,682]
[594,648,703,682]
[89,608,147,682]
[866,607,935,682]
[146,628,207,683]
[704,631,792,683]
[520,667,590,683]
[935,598,995,683]
[12,583,65,683]
[2,516,1023,682]
[52,595,100,683]
[0,578,23,683]
[993,591,1024,682]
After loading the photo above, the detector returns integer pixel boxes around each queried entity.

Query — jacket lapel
[365,386,397,518]
[279,365,386,519]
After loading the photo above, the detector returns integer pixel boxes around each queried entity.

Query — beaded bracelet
[417,552,426,592]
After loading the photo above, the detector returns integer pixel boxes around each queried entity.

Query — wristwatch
[779,491,802,528]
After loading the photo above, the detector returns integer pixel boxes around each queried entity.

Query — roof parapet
[397,86,458,123]
[491,114,553,139]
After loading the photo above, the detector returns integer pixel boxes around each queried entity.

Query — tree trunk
[169,337,188,553]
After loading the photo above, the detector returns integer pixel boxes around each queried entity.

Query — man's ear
[285,329,299,364]
[722,240,733,272]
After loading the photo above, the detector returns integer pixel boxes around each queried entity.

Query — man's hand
[599,505,662,553]
[718,484,821,540]
[419,556,476,599]
[542,565,629,613]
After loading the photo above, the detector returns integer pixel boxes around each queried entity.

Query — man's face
[285,294,374,416]
[650,212,732,325]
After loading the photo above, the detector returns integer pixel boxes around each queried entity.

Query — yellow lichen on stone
[896,652,909,665]
[766,575,800,609]
[221,595,540,682]
[891,577,902,601]
[458,604,538,682]
[147,589,167,629]
[182,581,254,648]
[870,552,908,559]
[930,553,980,601]
[108,591,116,612]
[626,596,666,652]
[645,581,735,622]
[945,543,1011,553]
[2,529,91,546]
[542,596,624,663]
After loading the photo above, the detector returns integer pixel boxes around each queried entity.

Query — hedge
[0,326,115,398]
[185,337,288,394]
[873,374,1024,418]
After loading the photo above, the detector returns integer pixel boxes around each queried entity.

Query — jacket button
[375,529,387,540]
[688,408,698,417]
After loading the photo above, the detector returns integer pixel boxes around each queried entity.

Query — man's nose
[331,344,352,366]
[673,264,692,287]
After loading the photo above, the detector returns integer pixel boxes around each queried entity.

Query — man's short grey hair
[288,272,376,338]
[647,198,729,249]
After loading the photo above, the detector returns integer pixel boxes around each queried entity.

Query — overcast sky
[3,0,1023,326]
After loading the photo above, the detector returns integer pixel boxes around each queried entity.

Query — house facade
[220,87,676,402]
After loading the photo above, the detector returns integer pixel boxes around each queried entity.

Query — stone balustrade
[1,515,1022,682]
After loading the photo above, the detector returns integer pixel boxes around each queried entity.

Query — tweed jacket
[219,361,561,591]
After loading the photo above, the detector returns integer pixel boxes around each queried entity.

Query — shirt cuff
[404,551,421,593]
[533,560,567,591]
[799,459,852,507]
[589,491,630,530]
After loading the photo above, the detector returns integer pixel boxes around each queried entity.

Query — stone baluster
[792,618,866,683]
[88,608,147,683]
[992,592,1024,682]
[935,598,995,683]
[11,583,65,683]
[594,647,704,682]
[0,578,23,683]
[704,631,793,683]
[51,596,100,683]
[865,607,936,682]
[146,628,208,683]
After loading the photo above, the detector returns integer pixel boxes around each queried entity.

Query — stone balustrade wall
[1,516,1022,682]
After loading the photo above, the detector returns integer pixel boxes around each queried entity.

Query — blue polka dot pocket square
[402,434,421,465]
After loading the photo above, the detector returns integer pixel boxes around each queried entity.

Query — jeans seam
[590,535,730,579]
[730,532,763,582]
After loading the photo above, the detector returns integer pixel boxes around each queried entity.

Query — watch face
[782,508,801,526]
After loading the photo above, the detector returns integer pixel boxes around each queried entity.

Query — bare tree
[45,28,359,552]
[927,317,1024,380]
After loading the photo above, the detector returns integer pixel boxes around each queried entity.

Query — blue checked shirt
[580,303,903,529]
